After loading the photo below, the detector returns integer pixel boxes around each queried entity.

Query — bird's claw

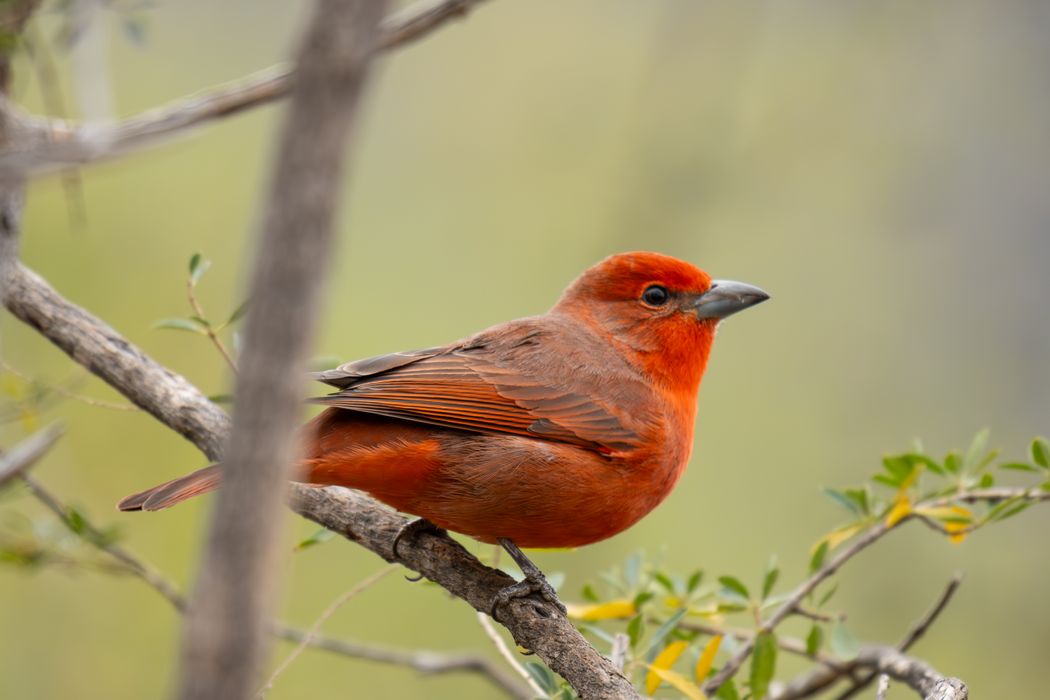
[390,517,445,563]
[490,571,567,621]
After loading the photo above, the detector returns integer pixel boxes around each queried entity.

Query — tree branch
[771,646,967,700]
[832,574,963,700]
[0,0,490,180]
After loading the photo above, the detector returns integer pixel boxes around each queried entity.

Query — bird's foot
[390,517,446,563]
[491,571,566,620]
[491,537,567,621]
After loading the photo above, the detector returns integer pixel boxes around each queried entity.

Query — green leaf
[809,541,829,573]
[294,527,334,551]
[749,632,777,699]
[944,451,962,474]
[626,615,645,649]
[1031,438,1050,469]
[715,677,740,700]
[823,489,860,515]
[718,576,751,602]
[817,584,838,607]
[805,624,823,656]
[66,507,87,535]
[524,661,559,694]
[643,608,688,661]
[686,570,704,593]
[830,621,860,660]
[153,318,207,334]
[761,559,779,601]
[1000,462,1039,472]
[978,473,995,488]
[653,571,676,593]
[207,394,234,405]
[220,300,250,329]
[581,583,600,602]
[623,552,642,588]
[986,499,1031,524]
[964,428,990,470]
[189,254,211,286]
[633,591,654,609]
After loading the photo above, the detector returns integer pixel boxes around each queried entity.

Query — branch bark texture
[176,2,387,699]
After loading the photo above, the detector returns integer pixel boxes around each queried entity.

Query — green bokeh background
[1,1,1048,698]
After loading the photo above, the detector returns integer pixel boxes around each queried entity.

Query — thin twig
[258,563,399,697]
[0,358,138,411]
[477,611,547,698]
[0,423,63,488]
[186,283,237,373]
[0,0,492,180]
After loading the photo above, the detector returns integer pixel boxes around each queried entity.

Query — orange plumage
[119,252,767,549]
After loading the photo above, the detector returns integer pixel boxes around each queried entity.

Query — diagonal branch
[0,0,490,180]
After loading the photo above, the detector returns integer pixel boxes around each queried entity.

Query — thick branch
[4,264,231,460]
[176,1,387,698]
[0,0,490,179]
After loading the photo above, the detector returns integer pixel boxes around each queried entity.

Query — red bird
[119,252,766,606]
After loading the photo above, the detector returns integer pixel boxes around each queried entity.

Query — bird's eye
[641,285,670,307]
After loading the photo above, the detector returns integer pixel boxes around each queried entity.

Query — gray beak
[693,280,770,320]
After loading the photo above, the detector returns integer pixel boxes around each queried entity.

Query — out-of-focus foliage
[0,1,1048,699]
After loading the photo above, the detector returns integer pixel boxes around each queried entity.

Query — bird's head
[552,251,769,394]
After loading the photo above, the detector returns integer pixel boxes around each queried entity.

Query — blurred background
[1,0,1048,697]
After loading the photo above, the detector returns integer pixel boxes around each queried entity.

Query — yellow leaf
[914,504,973,544]
[884,494,912,527]
[810,522,864,555]
[647,666,708,700]
[565,598,635,621]
[646,640,689,694]
[694,635,722,682]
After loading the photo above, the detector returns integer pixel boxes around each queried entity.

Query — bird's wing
[309,344,639,453]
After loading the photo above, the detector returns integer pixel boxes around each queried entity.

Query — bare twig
[176,2,388,698]
[259,564,399,697]
[834,575,964,700]
[0,359,138,411]
[0,423,63,488]
[477,611,547,698]
[0,0,491,180]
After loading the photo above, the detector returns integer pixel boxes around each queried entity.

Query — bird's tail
[117,464,221,512]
